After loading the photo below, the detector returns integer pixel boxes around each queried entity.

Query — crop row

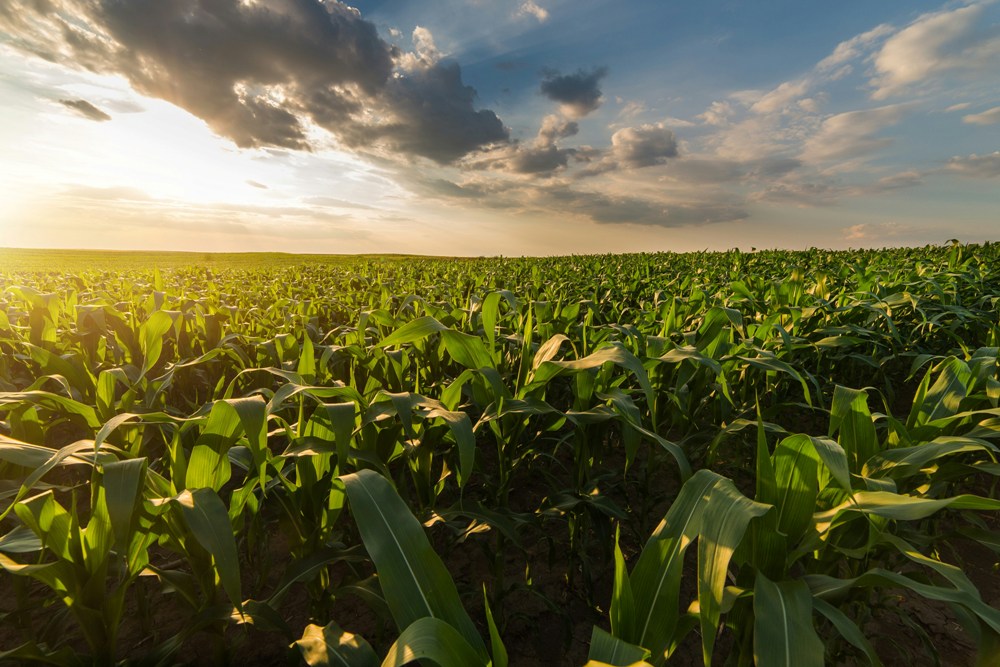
[1,243,999,665]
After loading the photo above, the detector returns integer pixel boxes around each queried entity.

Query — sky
[1,0,998,256]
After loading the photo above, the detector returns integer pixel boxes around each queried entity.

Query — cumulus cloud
[508,145,574,174]
[574,123,680,176]
[59,98,111,121]
[540,67,608,117]
[609,124,678,167]
[536,114,579,147]
[800,104,909,163]
[365,61,508,163]
[517,1,549,23]
[946,152,1000,178]
[697,101,734,126]
[870,3,1000,100]
[963,106,1000,125]
[398,26,441,70]
[2,0,507,163]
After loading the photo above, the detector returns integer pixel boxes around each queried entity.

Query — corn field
[1,243,999,666]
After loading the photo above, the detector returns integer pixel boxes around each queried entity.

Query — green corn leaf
[2,440,98,521]
[14,491,74,561]
[295,621,378,667]
[0,641,84,667]
[185,400,242,490]
[588,626,651,666]
[441,330,495,370]
[610,527,636,639]
[629,470,728,658]
[863,436,998,480]
[298,333,317,383]
[0,525,43,554]
[101,457,147,554]
[909,357,972,427]
[483,586,508,667]
[342,469,488,661]
[829,386,878,473]
[815,491,1000,533]
[139,310,175,377]
[752,573,824,667]
[0,434,90,471]
[173,488,242,612]
[376,315,447,348]
[806,568,1000,635]
[0,391,100,429]
[381,617,487,667]
[771,435,821,542]
[697,478,771,665]
[811,598,882,667]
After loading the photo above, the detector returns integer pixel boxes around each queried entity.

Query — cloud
[462,114,578,176]
[609,124,678,168]
[541,187,747,226]
[508,145,574,174]
[750,80,810,114]
[816,24,893,73]
[361,60,508,163]
[398,26,441,70]
[870,3,1000,100]
[697,101,734,126]
[517,1,549,23]
[59,98,111,121]
[751,170,922,207]
[536,114,579,147]
[945,102,972,112]
[246,180,268,189]
[540,67,608,117]
[2,0,507,163]
[946,152,1000,178]
[615,100,648,121]
[800,104,909,163]
[963,106,1000,125]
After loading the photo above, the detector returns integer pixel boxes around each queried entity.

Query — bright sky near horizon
[1,0,998,256]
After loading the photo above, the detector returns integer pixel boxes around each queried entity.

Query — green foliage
[1,243,999,664]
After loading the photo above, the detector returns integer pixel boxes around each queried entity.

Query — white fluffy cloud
[800,104,909,163]
[870,3,1000,99]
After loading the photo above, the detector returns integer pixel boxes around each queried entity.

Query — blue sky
[1,0,998,254]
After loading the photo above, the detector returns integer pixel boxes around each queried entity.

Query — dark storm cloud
[3,0,507,162]
[509,145,575,174]
[540,67,608,117]
[59,98,111,121]
[359,61,508,164]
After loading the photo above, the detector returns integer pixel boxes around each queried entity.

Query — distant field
[0,247,445,272]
